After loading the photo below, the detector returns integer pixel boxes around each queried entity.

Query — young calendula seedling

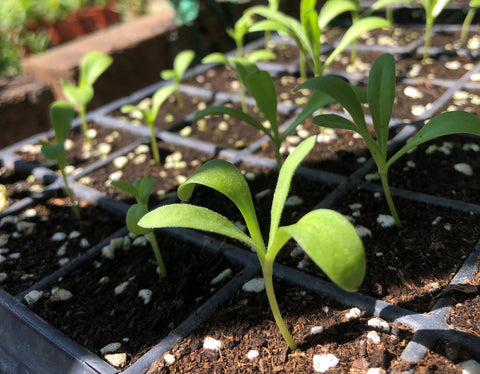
[419,0,451,63]
[112,172,167,277]
[202,12,275,113]
[160,49,195,110]
[297,53,480,226]
[461,0,480,44]
[120,85,176,165]
[61,51,113,149]
[39,101,80,220]
[139,136,365,350]
[246,0,389,80]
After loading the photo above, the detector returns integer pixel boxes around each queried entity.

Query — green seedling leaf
[231,57,260,85]
[62,82,94,107]
[80,51,113,87]
[280,209,365,292]
[323,17,391,69]
[312,113,360,132]
[149,85,177,124]
[246,49,276,63]
[302,9,320,59]
[471,0,480,6]
[49,101,75,142]
[368,53,395,155]
[269,136,316,250]
[127,203,150,235]
[111,180,139,199]
[202,52,230,66]
[244,70,277,127]
[432,0,450,17]
[297,76,368,130]
[173,49,195,78]
[194,106,270,136]
[160,70,176,80]
[40,141,65,161]
[387,111,480,167]
[318,0,357,29]
[177,159,263,245]
[139,204,258,250]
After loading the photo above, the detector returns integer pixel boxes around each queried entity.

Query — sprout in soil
[461,0,480,44]
[246,0,389,80]
[39,101,80,220]
[139,136,366,350]
[61,51,113,149]
[120,85,176,166]
[160,49,195,109]
[201,12,275,113]
[297,53,480,226]
[111,172,167,277]
[419,0,451,63]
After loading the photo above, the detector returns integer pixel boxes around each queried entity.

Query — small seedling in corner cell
[297,53,480,226]
[139,136,366,350]
[419,0,451,63]
[61,51,113,149]
[0,184,11,212]
[112,172,167,277]
[160,49,195,110]
[39,101,80,220]
[120,85,176,166]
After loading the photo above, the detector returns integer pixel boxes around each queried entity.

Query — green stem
[148,231,167,277]
[386,5,394,30]
[422,16,433,64]
[239,80,248,113]
[79,106,93,149]
[461,8,476,44]
[378,167,401,227]
[149,125,161,165]
[262,257,297,351]
[175,88,184,110]
[60,161,80,220]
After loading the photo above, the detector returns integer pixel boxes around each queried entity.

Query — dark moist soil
[175,102,293,151]
[0,166,47,207]
[327,189,480,313]
[78,141,214,205]
[145,279,464,374]
[183,65,239,94]
[30,232,240,369]
[0,195,124,295]
[14,122,141,171]
[111,91,212,131]
[388,133,480,204]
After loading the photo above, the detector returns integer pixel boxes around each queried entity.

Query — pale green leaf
[149,85,176,125]
[80,51,113,87]
[324,17,391,69]
[173,49,195,79]
[244,70,278,128]
[49,101,74,142]
[62,82,94,107]
[280,209,365,292]
[202,52,230,66]
[194,106,270,136]
[139,204,258,250]
[111,181,139,199]
[387,111,480,167]
[269,136,316,249]
[177,159,264,247]
[319,0,358,29]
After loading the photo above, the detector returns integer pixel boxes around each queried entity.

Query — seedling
[139,136,365,350]
[39,101,80,220]
[246,0,390,80]
[160,49,195,109]
[194,60,364,168]
[61,51,113,149]
[202,12,276,112]
[461,0,480,44]
[419,0,451,63]
[297,53,480,226]
[112,172,167,277]
[120,85,176,165]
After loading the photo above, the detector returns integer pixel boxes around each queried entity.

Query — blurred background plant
[0,0,148,77]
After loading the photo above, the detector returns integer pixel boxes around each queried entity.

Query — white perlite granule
[203,337,224,350]
[242,278,265,293]
[313,354,339,372]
